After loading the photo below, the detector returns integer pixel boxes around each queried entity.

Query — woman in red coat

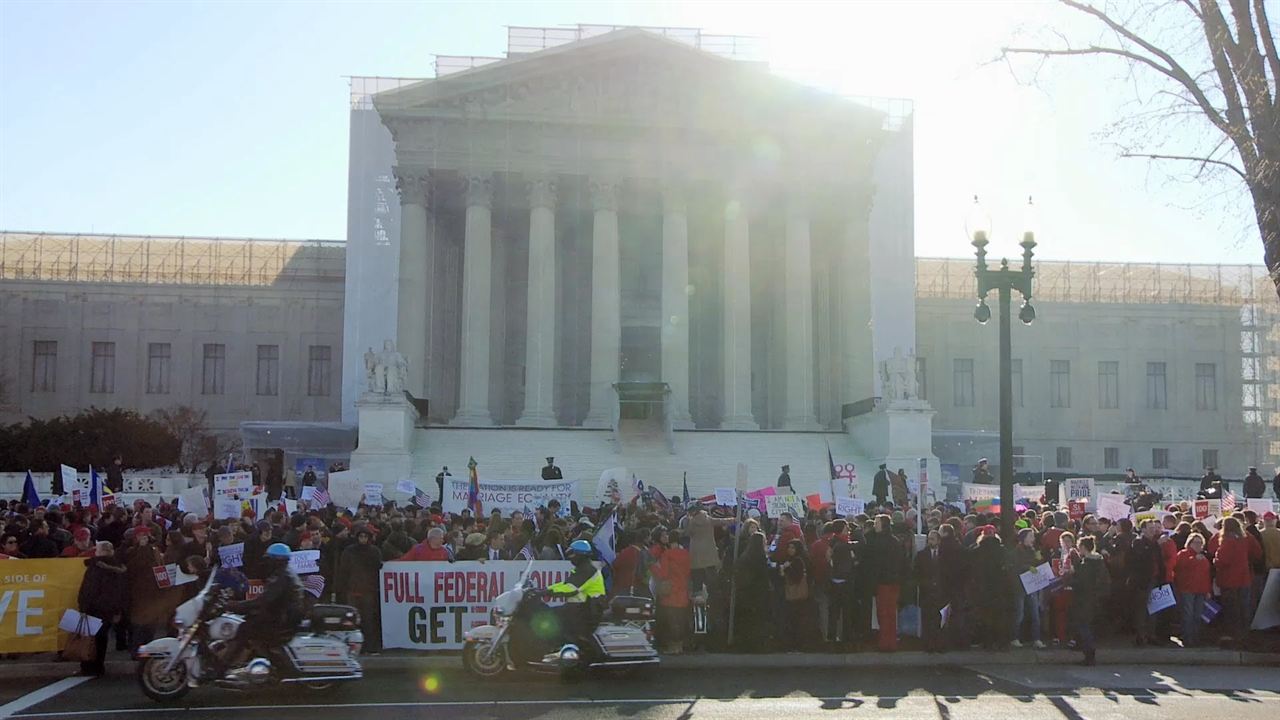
[1211,517,1263,646]
[1172,533,1211,647]
[650,529,691,653]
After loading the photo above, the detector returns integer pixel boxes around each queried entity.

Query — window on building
[32,341,57,392]
[1146,362,1167,409]
[89,342,115,394]
[916,357,927,401]
[1098,361,1119,409]
[1104,447,1119,469]
[202,343,225,395]
[1152,448,1169,470]
[1011,359,1023,407]
[1012,446,1025,469]
[1050,360,1070,408]
[307,345,332,397]
[953,358,974,407]
[146,343,171,394]
[1056,446,1072,469]
[256,345,279,396]
[1195,363,1217,410]
[1202,449,1218,470]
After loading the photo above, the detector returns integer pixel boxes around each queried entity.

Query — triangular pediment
[374,28,883,135]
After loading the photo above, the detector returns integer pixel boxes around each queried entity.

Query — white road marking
[0,676,93,720]
[10,692,1280,717]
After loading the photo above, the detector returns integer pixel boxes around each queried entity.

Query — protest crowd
[3,458,1280,674]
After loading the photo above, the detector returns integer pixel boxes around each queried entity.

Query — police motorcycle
[135,555,364,702]
[461,542,659,679]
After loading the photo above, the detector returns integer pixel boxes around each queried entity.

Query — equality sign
[835,497,865,518]
[0,559,88,653]
[380,560,573,650]
[441,478,580,516]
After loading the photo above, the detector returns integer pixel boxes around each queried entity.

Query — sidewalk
[3,645,1277,680]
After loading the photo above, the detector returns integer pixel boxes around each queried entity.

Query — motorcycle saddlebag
[609,595,654,621]
[308,604,361,631]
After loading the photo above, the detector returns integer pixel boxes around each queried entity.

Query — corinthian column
[516,174,558,426]
[394,168,430,399]
[783,195,821,429]
[661,181,694,429]
[452,173,494,426]
[721,197,758,430]
[583,175,622,428]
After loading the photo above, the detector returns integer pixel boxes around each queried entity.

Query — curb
[3,648,1276,680]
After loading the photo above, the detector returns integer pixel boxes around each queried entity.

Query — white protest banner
[1246,498,1276,516]
[289,549,321,575]
[1147,584,1176,615]
[327,470,364,509]
[380,560,573,650]
[218,543,245,568]
[1252,569,1280,630]
[443,478,580,516]
[363,483,384,504]
[1014,485,1045,501]
[213,472,254,499]
[961,483,1000,501]
[713,488,737,507]
[396,479,418,496]
[178,486,208,516]
[835,496,866,518]
[1194,499,1221,519]
[1097,494,1131,522]
[213,497,242,521]
[284,499,298,515]
[1019,562,1059,595]
[765,494,804,519]
[1064,477,1095,504]
[300,486,318,503]
[596,467,629,504]
[60,464,82,491]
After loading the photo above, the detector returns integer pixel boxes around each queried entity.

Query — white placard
[1097,494,1131,522]
[396,479,418,496]
[300,486,318,502]
[179,486,209,516]
[835,496,865,518]
[289,549,321,575]
[1064,477,1095,504]
[443,478,581,516]
[363,483,384,504]
[218,542,244,568]
[213,472,254,499]
[714,488,737,507]
[58,608,103,636]
[595,467,630,504]
[60,464,81,491]
[1246,498,1276,516]
[765,494,804,519]
[327,470,364,509]
[1019,562,1059,595]
[1147,584,1176,615]
[213,497,242,520]
[1252,570,1280,630]
[961,483,1000,501]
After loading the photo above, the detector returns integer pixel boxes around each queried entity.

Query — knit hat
[465,532,487,547]
[1264,512,1278,521]
[134,526,152,537]
[979,525,997,536]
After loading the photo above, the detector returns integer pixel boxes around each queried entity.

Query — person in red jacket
[60,527,95,558]
[1173,533,1212,647]
[1212,517,1263,646]
[609,531,644,598]
[808,523,834,641]
[649,529,691,653]
[398,527,452,562]
[771,512,803,562]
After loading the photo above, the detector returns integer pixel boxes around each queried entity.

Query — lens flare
[420,673,441,693]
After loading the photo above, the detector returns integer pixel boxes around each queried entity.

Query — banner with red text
[380,560,573,650]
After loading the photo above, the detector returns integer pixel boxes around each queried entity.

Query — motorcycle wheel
[137,658,190,703]
[462,641,507,678]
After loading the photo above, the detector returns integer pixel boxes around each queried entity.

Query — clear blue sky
[0,0,1263,266]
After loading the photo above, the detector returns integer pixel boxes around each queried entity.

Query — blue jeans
[1177,592,1205,647]
[1013,589,1042,642]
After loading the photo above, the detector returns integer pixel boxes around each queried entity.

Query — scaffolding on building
[917,257,1280,467]
[0,231,345,288]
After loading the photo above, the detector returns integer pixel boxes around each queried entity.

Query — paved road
[4,664,1279,719]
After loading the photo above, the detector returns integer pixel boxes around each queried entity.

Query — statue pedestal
[349,392,418,493]
[846,399,941,502]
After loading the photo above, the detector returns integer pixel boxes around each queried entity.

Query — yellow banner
[0,559,88,653]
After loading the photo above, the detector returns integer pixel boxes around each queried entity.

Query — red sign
[1067,500,1086,521]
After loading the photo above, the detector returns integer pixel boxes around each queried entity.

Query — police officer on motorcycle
[227,542,305,671]
[544,539,605,651]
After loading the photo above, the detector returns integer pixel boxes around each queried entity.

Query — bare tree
[150,405,241,473]
[1002,0,1279,298]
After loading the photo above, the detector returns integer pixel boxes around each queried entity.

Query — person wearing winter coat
[336,526,384,655]
[732,532,771,652]
[1011,527,1045,648]
[865,515,904,651]
[1069,536,1110,666]
[1211,516,1263,646]
[78,542,128,675]
[969,526,1010,650]
[1173,533,1212,647]
[124,528,167,652]
[650,530,692,653]
[914,530,948,652]
[776,538,818,651]
[1127,519,1167,646]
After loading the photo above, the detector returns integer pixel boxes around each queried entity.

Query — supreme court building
[343,26,928,495]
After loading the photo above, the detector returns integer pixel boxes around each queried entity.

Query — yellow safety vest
[547,569,606,603]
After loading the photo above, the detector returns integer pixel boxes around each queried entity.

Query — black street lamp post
[970,197,1037,544]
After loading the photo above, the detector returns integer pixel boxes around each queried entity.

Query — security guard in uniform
[544,539,606,649]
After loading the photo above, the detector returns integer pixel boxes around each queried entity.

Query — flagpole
[726,491,743,647]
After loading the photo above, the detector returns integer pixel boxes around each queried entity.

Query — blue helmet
[266,542,292,559]
[566,539,592,562]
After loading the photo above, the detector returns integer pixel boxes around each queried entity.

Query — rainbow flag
[466,456,482,515]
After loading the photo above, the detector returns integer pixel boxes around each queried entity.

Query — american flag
[1221,490,1237,515]
[302,574,326,598]
[412,487,432,509]
[311,487,331,507]
[516,543,534,561]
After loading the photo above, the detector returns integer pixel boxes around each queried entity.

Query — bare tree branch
[1119,151,1248,180]
[1252,0,1280,106]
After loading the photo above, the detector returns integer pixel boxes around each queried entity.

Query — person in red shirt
[808,523,834,641]
[771,512,803,562]
[1212,517,1263,646]
[1173,533,1211,647]
[398,527,452,562]
[609,531,644,598]
[60,527,95,558]
[650,530,691,654]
